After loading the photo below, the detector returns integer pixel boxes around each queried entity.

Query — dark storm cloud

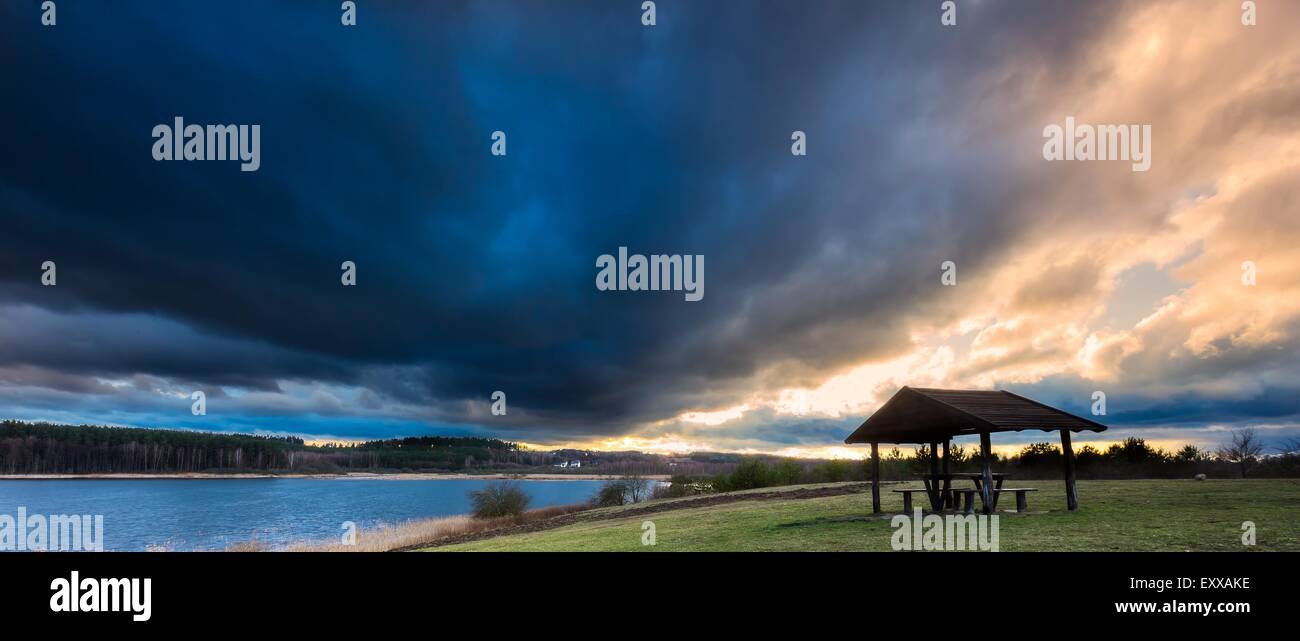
[0,306,349,390]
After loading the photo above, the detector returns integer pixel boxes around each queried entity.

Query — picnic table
[927,472,1007,510]
[891,473,1039,513]
[888,472,1006,512]
[909,473,1008,512]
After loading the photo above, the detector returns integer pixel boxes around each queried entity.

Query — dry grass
[251,504,589,552]
[438,479,1300,552]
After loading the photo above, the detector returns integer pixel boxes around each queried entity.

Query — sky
[2,1,1298,458]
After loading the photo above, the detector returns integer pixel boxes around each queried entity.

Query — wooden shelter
[844,387,1107,513]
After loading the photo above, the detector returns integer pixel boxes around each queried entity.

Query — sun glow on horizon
[519,434,1233,461]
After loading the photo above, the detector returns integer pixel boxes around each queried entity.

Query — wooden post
[941,439,951,509]
[1061,429,1078,511]
[870,442,881,514]
[928,441,940,510]
[979,431,993,515]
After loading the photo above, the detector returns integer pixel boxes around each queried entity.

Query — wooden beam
[870,442,881,514]
[980,431,993,515]
[1061,429,1078,511]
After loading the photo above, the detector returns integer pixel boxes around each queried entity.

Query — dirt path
[399,482,875,550]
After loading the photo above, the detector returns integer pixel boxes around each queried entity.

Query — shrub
[1106,437,1166,465]
[728,458,771,490]
[467,481,531,519]
[908,444,935,475]
[622,474,650,502]
[1174,444,1208,462]
[593,480,630,507]
[654,474,709,499]
[1074,444,1104,467]
[811,460,850,483]
[1015,443,1061,468]
[592,475,652,507]
[772,459,804,486]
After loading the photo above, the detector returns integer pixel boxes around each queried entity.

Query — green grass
[426,479,1300,552]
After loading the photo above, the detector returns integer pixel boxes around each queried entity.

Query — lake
[0,478,612,551]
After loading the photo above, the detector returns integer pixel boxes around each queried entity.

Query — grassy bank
[424,479,1300,552]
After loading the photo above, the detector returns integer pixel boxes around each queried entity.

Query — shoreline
[0,472,671,481]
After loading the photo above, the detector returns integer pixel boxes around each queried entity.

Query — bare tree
[1278,437,1300,456]
[1217,428,1265,478]
[622,473,650,503]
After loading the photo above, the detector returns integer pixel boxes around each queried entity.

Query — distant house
[554,460,583,469]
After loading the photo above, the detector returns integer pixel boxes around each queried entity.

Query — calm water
[0,478,610,551]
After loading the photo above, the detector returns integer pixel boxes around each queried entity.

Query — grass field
[426,479,1300,552]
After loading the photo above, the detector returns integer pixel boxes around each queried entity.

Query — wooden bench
[890,488,933,513]
[947,488,978,514]
[899,486,987,512]
[895,487,1039,514]
[990,487,1038,513]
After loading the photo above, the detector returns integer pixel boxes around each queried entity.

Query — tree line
[661,430,1300,496]
[0,421,523,474]
[6,420,1293,480]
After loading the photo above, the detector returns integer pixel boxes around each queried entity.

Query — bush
[1174,444,1208,463]
[654,474,709,499]
[728,458,771,490]
[811,460,850,483]
[650,483,674,500]
[592,480,630,507]
[622,474,650,502]
[1015,443,1061,467]
[772,460,804,486]
[467,481,531,519]
[592,474,655,507]
[1074,445,1104,467]
[1106,437,1166,465]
